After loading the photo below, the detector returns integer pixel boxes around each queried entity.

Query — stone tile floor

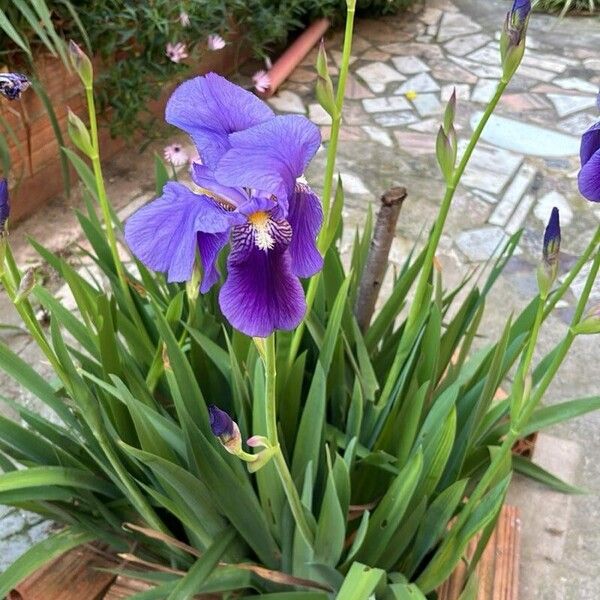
[0,0,599,597]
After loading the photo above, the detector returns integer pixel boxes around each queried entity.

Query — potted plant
[0,0,598,597]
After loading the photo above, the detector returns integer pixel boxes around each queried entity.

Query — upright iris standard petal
[578,122,600,202]
[124,182,242,283]
[214,115,321,211]
[166,73,274,169]
[219,221,306,338]
[191,163,248,207]
[287,183,323,278]
[0,178,9,234]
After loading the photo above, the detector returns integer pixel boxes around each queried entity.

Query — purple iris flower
[0,178,9,235]
[578,121,600,202]
[125,73,323,337]
[0,73,30,101]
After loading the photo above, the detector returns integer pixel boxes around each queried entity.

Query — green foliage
[1,0,416,143]
[0,4,598,597]
[533,0,598,13]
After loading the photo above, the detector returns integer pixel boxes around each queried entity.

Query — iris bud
[208,405,242,455]
[500,0,531,81]
[537,207,560,298]
[315,40,337,119]
[69,41,93,89]
[0,178,9,236]
[67,110,94,157]
[15,268,36,304]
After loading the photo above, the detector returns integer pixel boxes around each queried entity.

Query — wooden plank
[8,544,118,600]
[438,504,521,600]
[102,575,154,600]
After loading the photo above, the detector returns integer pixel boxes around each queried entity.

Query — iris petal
[578,150,600,203]
[580,122,600,167]
[197,231,229,293]
[219,222,305,337]
[287,184,323,278]
[191,163,248,207]
[166,73,274,169]
[124,182,237,282]
[214,115,321,212]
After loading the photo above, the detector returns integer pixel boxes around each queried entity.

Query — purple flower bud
[543,207,560,267]
[0,73,30,101]
[0,178,9,234]
[512,0,532,23]
[208,405,234,438]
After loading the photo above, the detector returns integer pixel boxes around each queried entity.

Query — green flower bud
[315,40,337,119]
[67,109,94,157]
[69,41,93,89]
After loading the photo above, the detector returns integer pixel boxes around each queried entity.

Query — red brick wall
[1,43,247,223]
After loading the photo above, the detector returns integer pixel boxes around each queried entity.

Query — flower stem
[287,3,356,371]
[263,335,313,545]
[406,79,509,333]
[320,4,356,223]
[83,86,152,349]
[519,246,600,428]
[456,245,600,536]
[544,224,600,318]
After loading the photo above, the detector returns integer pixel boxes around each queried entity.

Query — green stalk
[84,87,124,289]
[457,245,600,535]
[263,335,313,545]
[519,247,600,428]
[405,80,509,332]
[1,246,66,380]
[544,224,600,317]
[83,86,152,351]
[287,1,356,370]
[320,1,355,222]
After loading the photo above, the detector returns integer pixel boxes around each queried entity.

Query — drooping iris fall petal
[219,231,306,338]
[124,182,242,282]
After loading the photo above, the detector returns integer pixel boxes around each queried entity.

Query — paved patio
[1,0,599,596]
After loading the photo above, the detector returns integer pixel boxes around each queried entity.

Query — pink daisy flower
[207,34,226,51]
[252,70,271,94]
[179,11,190,27]
[163,143,189,167]
[166,42,188,63]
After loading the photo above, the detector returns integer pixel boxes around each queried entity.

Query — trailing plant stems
[263,335,314,545]
[456,245,600,535]
[287,0,356,370]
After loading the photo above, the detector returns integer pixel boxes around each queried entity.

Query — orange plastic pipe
[261,18,331,98]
